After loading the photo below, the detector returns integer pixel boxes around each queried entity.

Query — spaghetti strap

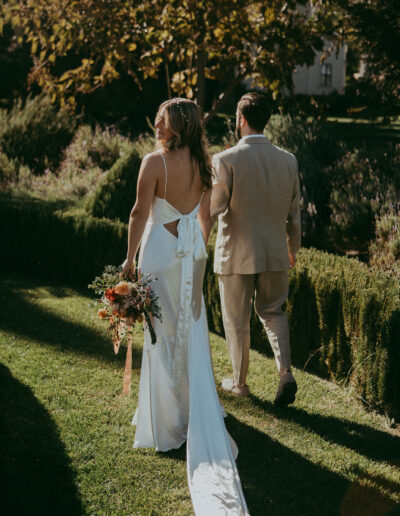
[199,187,207,204]
[159,150,168,199]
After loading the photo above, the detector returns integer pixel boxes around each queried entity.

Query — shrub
[266,115,346,248]
[0,196,126,284]
[369,204,400,279]
[327,145,400,252]
[61,124,133,173]
[0,95,76,175]
[85,147,142,222]
[13,162,105,202]
[0,151,18,187]
[8,129,154,203]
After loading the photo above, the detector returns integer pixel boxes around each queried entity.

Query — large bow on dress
[173,213,208,392]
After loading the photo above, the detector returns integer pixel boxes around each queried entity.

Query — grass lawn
[324,116,400,150]
[1,273,399,516]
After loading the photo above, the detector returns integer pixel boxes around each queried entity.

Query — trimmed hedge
[85,148,142,222]
[1,196,126,284]
[2,196,399,419]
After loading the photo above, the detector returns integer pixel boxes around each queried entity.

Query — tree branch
[203,75,243,125]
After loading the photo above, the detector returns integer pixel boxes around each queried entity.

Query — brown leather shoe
[221,378,250,397]
[274,372,297,407]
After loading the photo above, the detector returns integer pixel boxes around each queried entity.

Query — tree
[3,0,336,121]
[337,0,400,106]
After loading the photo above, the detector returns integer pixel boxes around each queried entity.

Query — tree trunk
[165,60,172,99]
[195,49,206,109]
[203,76,242,125]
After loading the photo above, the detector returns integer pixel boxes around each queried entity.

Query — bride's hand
[120,259,134,277]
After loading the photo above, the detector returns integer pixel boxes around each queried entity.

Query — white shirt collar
[239,134,266,143]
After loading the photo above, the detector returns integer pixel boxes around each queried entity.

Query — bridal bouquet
[89,265,162,393]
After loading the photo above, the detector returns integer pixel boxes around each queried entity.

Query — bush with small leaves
[0,95,76,175]
[369,204,400,279]
[266,115,346,248]
[327,145,400,252]
[85,147,142,222]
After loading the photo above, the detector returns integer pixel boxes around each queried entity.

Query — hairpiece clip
[173,100,189,122]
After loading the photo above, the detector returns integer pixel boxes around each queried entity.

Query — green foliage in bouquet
[85,147,142,222]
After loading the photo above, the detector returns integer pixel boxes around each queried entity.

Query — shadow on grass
[0,363,84,515]
[226,411,399,516]
[225,412,348,516]
[249,395,400,465]
[0,275,142,366]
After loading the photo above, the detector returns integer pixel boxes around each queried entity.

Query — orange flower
[98,308,108,319]
[115,281,130,296]
[105,288,117,301]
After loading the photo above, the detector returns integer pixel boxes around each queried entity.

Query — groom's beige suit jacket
[211,135,301,274]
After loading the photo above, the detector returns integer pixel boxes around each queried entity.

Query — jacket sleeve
[210,154,232,221]
[286,157,301,255]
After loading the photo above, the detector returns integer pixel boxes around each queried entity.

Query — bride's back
[154,147,205,214]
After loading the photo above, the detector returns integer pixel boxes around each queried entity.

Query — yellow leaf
[128,43,137,51]
[31,41,37,54]
[186,86,193,99]
[270,79,280,91]
[49,54,55,63]
[213,28,224,39]
[39,50,46,61]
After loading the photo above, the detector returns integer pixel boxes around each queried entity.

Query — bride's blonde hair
[155,98,212,189]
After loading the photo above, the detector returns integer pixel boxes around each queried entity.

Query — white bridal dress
[132,151,249,515]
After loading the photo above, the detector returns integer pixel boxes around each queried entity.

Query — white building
[292,41,347,95]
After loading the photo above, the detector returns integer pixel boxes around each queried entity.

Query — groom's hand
[289,252,296,269]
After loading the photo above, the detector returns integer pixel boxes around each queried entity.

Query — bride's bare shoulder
[140,150,163,172]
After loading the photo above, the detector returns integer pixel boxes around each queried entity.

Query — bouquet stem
[144,311,157,344]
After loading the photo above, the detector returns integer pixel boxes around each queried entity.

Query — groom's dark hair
[237,91,272,132]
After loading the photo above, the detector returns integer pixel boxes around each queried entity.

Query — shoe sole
[221,384,250,397]
[274,382,297,407]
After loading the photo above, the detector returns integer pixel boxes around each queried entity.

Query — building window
[321,63,332,86]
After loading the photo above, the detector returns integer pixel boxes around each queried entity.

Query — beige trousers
[218,272,291,386]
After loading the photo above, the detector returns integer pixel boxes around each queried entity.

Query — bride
[121,98,249,515]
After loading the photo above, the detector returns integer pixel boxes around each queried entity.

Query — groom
[210,91,301,406]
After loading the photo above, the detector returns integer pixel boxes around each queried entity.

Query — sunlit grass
[1,274,399,515]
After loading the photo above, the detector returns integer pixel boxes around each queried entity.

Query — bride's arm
[198,188,212,245]
[121,154,158,274]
